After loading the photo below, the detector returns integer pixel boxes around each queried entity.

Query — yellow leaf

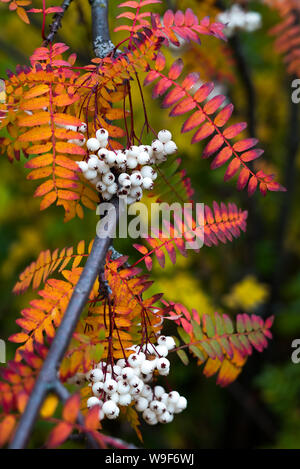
[23,84,49,100]
[40,394,59,418]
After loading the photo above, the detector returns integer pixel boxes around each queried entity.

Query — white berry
[164,140,178,155]
[87,138,100,152]
[87,397,101,408]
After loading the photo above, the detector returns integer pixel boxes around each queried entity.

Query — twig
[43,0,74,46]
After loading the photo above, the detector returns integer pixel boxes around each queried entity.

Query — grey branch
[44,0,74,46]
[10,198,119,448]
[89,0,115,57]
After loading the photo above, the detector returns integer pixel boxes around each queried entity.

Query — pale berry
[87,138,100,152]
[158,129,172,143]
[87,396,101,408]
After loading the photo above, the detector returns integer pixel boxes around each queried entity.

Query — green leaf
[223,314,234,334]
[215,313,225,336]
[91,343,104,362]
[191,319,203,340]
[177,326,191,344]
[204,315,215,338]
[176,349,189,365]
[189,345,205,361]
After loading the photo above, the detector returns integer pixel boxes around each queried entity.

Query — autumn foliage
[0,0,288,449]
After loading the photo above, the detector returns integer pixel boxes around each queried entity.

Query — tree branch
[89,0,114,58]
[43,0,74,46]
[10,200,119,448]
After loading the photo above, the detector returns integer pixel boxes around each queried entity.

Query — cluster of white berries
[81,336,187,425]
[76,127,178,205]
[217,5,262,37]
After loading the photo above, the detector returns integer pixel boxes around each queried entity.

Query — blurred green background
[1,0,300,449]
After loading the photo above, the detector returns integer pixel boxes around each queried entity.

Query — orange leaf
[26,142,53,155]
[57,190,80,201]
[46,421,73,448]
[16,391,28,413]
[84,406,100,431]
[40,191,57,210]
[27,167,52,180]
[34,179,54,197]
[8,332,29,343]
[25,154,53,169]
[19,127,52,143]
[18,111,50,127]
[53,113,82,127]
[0,416,16,447]
[53,94,79,107]
[20,96,50,111]
[17,6,29,24]
[56,141,85,155]
[62,394,80,424]
[56,155,80,171]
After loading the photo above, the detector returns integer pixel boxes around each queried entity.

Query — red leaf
[162,87,185,108]
[155,51,166,71]
[144,70,159,86]
[211,147,233,169]
[181,110,205,133]
[241,149,264,162]
[259,182,268,196]
[182,73,200,90]
[192,122,214,143]
[152,78,172,98]
[224,158,240,181]
[233,138,258,152]
[214,104,234,127]
[194,82,214,103]
[267,181,287,192]
[202,134,224,158]
[203,95,226,115]
[168,58,184,80]
[248,176,258,196]
[223,122,247,139]
[46,421,73,448]
[163,10,174,28]
[170,97,195,116]
[237,167,250,190]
